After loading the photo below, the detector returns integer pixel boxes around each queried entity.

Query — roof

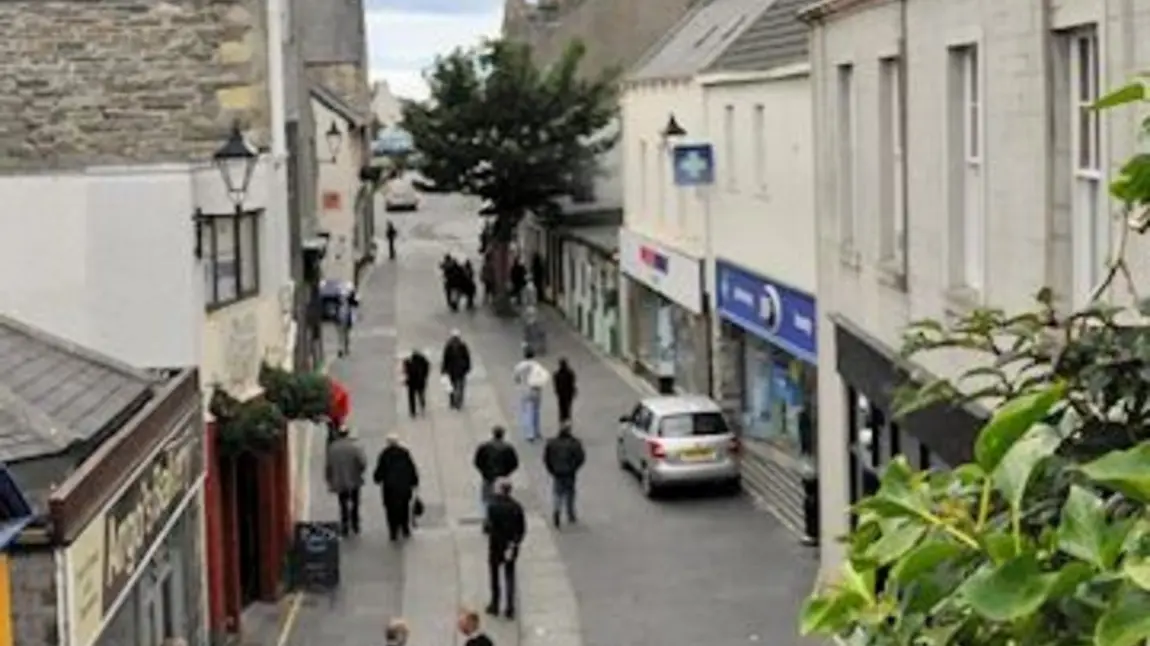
[310,83,366,127]
[0,315,155,463]
[563,224,620,255]
[706,0,809,73]
[642,394,723,416]
[629,0,774,83]
[797,0,881,22]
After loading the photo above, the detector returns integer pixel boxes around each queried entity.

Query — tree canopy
[402,38,619,240]
[799,81,1150,646]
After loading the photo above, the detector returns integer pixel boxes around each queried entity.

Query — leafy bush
[259,363,331,421]
[210,388,287,457]
[799,80,1150,646]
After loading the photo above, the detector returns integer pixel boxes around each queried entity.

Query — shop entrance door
[235,451,264,606]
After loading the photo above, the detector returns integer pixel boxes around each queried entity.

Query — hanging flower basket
[258,363,331,421]
[210,388,287,457]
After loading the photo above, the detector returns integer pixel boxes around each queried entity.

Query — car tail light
[646,439,666,460]
[728,437,741,454]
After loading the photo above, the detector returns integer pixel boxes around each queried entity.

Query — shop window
[741,338,816,457]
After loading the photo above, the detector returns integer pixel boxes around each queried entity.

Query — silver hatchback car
[616,395,740,498]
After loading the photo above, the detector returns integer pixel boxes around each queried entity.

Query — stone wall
[307,62,370,117]
[0,0,271,172]
[8,548,58,646]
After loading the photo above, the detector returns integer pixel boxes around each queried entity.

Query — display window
[741,337,816,457]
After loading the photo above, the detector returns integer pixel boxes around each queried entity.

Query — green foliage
[800,80,1150,646]
[258,362,331,421]
[210,388,287,457]
[402,38,619,240]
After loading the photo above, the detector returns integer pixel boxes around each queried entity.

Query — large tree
[402,38,619,314]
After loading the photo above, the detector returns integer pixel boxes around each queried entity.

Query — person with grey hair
[485,478,526,619]
[385,618,410,646]
[325,426,367,536]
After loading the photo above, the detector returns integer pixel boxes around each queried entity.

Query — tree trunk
[488,240,516,317]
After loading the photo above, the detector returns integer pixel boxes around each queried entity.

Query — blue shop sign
[716,260,817,364]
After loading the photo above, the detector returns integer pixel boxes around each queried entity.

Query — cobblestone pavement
[283,193,821,646]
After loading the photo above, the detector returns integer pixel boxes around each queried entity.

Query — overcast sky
[366,0,504,101]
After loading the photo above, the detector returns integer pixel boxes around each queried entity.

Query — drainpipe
[266,0,287,159]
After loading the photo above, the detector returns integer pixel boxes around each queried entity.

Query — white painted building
[803,0,1150,576]
[312,85,371,285]
[694,0,819,542]
[619,0,769,394]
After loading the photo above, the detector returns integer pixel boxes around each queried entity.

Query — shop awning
[0,464,33,550]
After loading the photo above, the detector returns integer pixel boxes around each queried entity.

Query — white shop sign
[618,229,703,314]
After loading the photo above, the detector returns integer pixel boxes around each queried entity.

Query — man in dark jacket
[486,478,526,619]
[552,358,577,425]
[373,434,420,541]
[386,221,398,260]
[543,423,586,528]
[441,330,472,409]
[441,254,459,310]
[402,348,430,418]
[325,427,367,536]
[473,426,519,520]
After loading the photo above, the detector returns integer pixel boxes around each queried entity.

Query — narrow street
[285,193,820,646]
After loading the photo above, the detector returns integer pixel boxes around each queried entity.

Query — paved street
[285,193,820,646]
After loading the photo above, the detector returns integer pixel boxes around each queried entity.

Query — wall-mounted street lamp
[324,121,343,163]
[213,120,260,209]
[660,113,687,148]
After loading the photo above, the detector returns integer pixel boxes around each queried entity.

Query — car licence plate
[679,448,716,462]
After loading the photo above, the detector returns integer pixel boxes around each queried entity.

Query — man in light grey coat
[326,426,367,536]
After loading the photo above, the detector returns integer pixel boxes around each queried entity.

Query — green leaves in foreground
[974,381,1064,472]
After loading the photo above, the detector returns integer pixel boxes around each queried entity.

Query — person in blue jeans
[512,346,548,441]
[543,422,586,528]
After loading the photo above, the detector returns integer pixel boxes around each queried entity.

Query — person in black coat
[440,255,459,310]
[485,478,526,619]
[509,258,527,304]
[373,435,420,541]
[461,260,477,311]
[543,423,585,528]
[402,349,430,418]
[386,221,398,260]
[473,426,519,519]
[440,330,472,409]
[552,358,577,424]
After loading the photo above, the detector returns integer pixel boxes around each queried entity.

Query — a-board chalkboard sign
[294,521,341,591]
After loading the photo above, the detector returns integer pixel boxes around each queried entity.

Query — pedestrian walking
[510,257,527,304]
[441,254,459,310]
[485,478,526,619]
[325,426,367,536]
[336,286,358,357]
[402,348,430,418]
[473,426,519,523]
[458,609,494,646]
[372,434,420,541]
[512,347,549,442]
[385,619,410,646]
[385,221,398,260]
[440,330,472,409]
[543,423,586,528]
[481,256,495,304]
[552,358,577,424]
[462,259,477,311]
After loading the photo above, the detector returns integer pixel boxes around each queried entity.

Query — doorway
[234,452,263,606]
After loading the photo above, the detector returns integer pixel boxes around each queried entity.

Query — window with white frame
[753,104,766,191]
[878,57,906,267]
[1068,27,1106,306]
[724,105,736,190]
[947,44,984,292]
[639,138,648,216]
[837,64,856,250]
[201,210,261,309]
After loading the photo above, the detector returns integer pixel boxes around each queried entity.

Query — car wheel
[616,439,629,471]
[640,466,658,499]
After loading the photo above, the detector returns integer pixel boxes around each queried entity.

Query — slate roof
[705,0,810,73]
[0,315,155,463]
[629,0,775,82]
[311,83,366,127]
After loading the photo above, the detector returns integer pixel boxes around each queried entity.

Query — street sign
[672,144,714,186]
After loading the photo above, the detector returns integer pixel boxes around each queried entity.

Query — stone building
[297,0,371,114]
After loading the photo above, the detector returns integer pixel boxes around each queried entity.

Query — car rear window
[659,412,729,438]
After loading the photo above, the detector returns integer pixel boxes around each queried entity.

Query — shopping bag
[440,374,454,393]
[526,363,551,388]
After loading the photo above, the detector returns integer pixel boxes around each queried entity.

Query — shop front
[619,228,708,394]
[49,370,208,646]
[714,259,819,543]
[559,226,621,357]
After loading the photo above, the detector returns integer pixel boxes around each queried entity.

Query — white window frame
[724,105,737,191]
[949,43,985,293]
[752,104,766,193]
[837,63,857,252]
[1068,26,1107,308]
[878,56,905,267]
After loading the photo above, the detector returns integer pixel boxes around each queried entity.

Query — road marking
[275,353,334,646]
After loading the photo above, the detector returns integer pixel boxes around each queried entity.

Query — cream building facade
[803,0,1150,575]
[312,86,371,285]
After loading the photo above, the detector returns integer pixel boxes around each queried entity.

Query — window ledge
[943,285,982,318]
[877,257,907,292]
[839,244,862,271]
[206,291,260,314]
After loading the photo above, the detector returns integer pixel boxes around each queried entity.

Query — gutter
[697,61,811,86]
[798,0,887,22]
